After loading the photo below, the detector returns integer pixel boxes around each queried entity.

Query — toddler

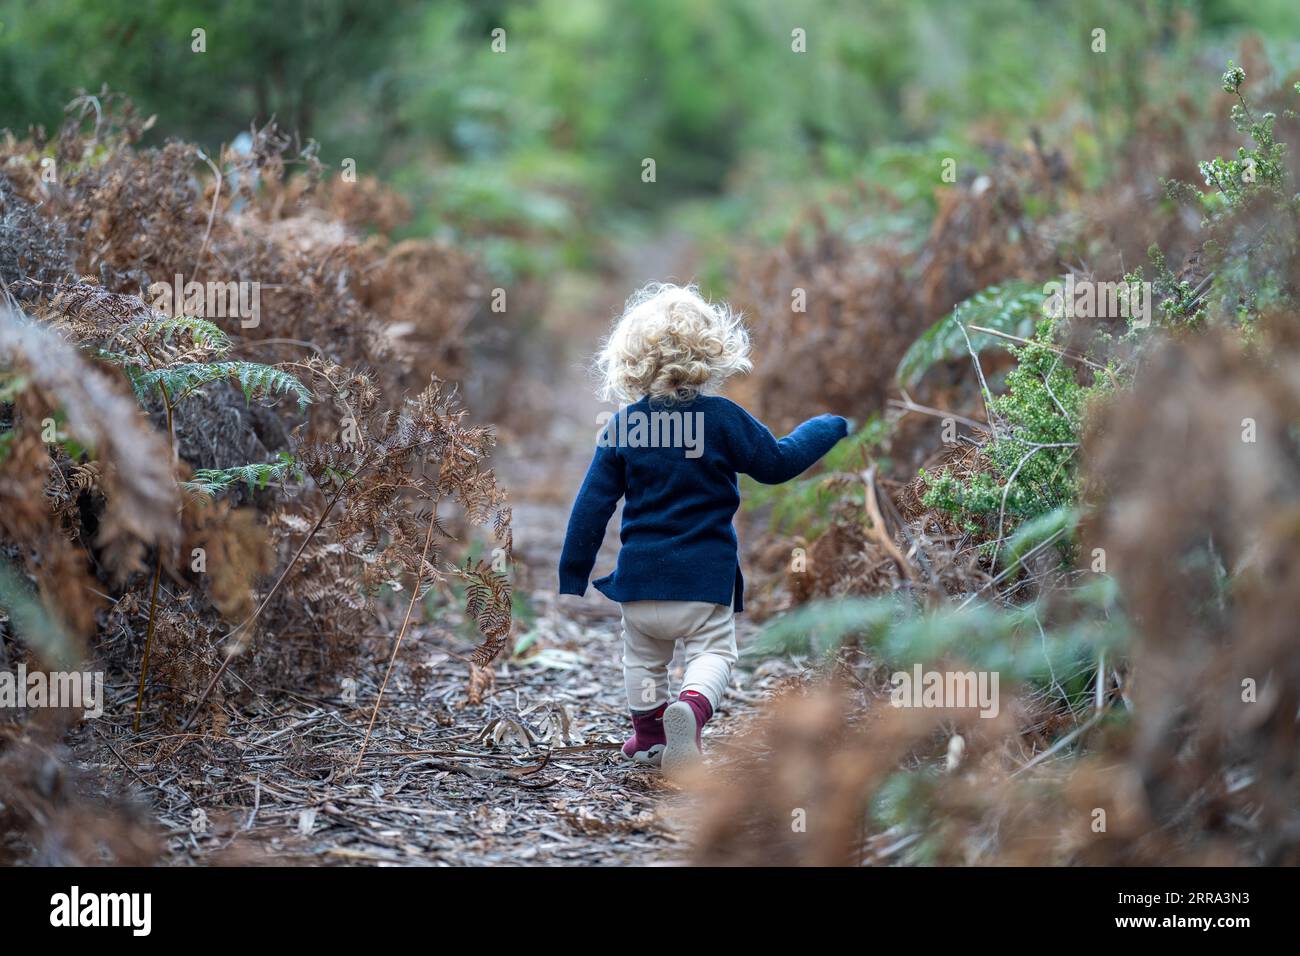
[558,283,847,777]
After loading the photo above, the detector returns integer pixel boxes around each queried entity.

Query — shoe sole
[629,743,664,767]
[661,701,701,779]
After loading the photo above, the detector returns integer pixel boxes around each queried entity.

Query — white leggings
[620,599,737,712]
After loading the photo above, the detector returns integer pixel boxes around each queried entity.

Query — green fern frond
[130,361,312,409]
[183,453,300,497]
[752,591,1126,693]
[896,281,1045,390]
[147,315,231,353]
[94,347,140,368]
[750,596,904,658]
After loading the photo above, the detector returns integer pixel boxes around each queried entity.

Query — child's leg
[678,603,737,711]
[619,602,676,766]
[659,602,736,778]
[620,602,674,710]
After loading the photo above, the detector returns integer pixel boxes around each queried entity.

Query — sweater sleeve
[558,438,626,595]
[731,405,849,485]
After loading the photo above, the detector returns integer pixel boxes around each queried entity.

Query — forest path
[88,227,791,867]
[472,226,779,864]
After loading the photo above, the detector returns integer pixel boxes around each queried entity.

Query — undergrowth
[719,61,1300,866]
[0,94,514,736]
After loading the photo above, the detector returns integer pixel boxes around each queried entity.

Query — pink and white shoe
[662,690,713,778]
[622,702,668,766]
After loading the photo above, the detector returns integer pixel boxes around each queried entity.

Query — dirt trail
[71,228,790,867]
[470,227,778,862]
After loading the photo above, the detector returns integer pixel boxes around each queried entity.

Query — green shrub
[919,313,1106,539]
[1144,62,1299,332]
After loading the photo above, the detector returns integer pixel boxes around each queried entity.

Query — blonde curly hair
[595,282,751,404]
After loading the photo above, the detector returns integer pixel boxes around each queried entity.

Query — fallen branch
[860,465,915,583]
[888,394,988,432]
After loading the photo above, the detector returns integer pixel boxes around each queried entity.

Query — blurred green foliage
[0,0,418,146]
[5,0,1298,277]
[750,576,1127,688]
[0,558,78,668]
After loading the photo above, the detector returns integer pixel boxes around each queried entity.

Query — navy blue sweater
[558,395,848,611]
